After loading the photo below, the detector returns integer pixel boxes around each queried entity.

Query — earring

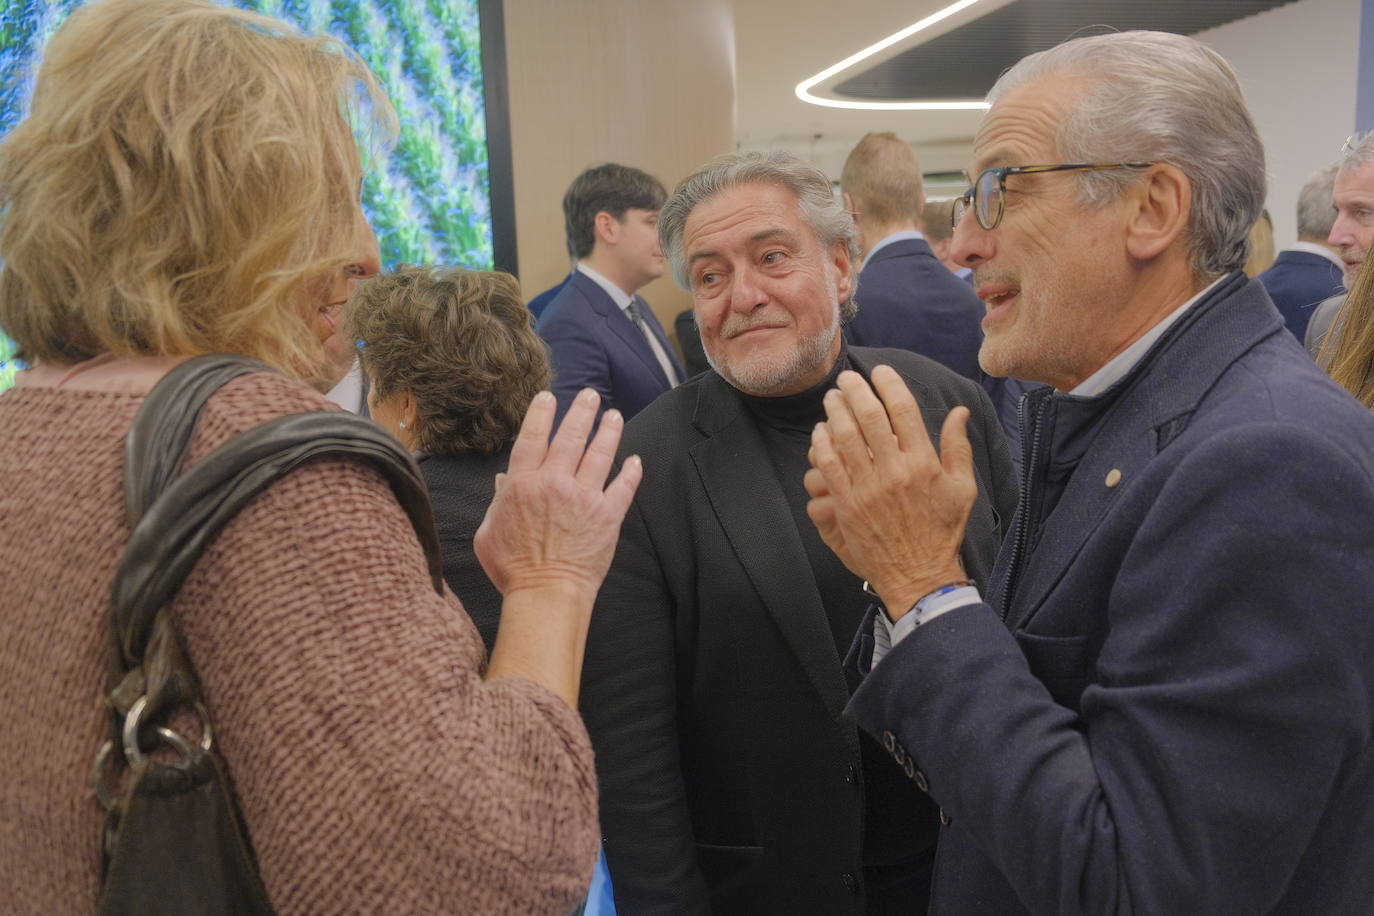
[398,420,407,429]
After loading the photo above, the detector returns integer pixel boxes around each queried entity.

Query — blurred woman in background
[1323,260,1374,410]
[0,0,638,912]
[346,265,551,652]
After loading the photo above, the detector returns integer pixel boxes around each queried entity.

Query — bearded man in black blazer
[579,151,1018,915]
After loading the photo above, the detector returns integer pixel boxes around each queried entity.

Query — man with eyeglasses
[1305,133,1374,358]
[803,31,1374,915]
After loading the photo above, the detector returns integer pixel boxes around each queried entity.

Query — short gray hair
[659,150,859,319]
[1339,132,1374,175]
[989,30,1265,280]
[1296,164,1339,241]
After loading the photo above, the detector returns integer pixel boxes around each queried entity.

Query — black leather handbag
[92,354,443,915]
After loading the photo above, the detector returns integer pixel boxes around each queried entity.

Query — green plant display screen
[0,0,500,388]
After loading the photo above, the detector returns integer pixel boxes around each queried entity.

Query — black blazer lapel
[687,375,852,722]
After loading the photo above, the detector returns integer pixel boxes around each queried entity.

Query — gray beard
[708,305,840,397]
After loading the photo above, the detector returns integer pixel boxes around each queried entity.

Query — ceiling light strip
[795,0,993,111]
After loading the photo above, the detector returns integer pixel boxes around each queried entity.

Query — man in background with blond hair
[919,199,973,283]
[840,132,984,381]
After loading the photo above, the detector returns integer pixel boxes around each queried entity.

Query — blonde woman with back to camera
[0,0,640,912]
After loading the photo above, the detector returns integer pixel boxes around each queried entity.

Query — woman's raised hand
[475,388,642,604]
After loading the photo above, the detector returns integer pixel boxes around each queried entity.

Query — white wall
[1195,0,1362,248]
[503,0,735,339]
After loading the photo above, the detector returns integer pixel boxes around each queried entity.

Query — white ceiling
[732,0,1003,185]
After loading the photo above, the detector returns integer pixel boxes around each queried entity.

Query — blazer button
[939,808,951,825]
[842,872,858,893]
[882,730,896,753]
[846,764,858,785]
[914,769,929,793]
[903,758,915,779]
[893,745,906,765]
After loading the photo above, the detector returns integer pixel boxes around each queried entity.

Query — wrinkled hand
[804,366,975,616]
[475,388,642,602]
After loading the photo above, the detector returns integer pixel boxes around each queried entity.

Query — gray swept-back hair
[1339,132,1374,175]
[659,150,859,319]
[1296,164,1339,242]
[988,30,1265,280]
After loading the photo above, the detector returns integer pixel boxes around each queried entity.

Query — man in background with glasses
[1306,133,1374,358]
[805,30,1374,915]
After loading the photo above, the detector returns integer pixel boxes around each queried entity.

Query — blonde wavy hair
[1324,263,1374,410]
[0,0,396,378]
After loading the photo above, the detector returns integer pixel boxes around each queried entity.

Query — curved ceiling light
[795,0,993,111]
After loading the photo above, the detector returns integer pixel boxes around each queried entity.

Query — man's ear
[831,240,855,303]
[1125,163,1191,262]
[399,387,418,430]
[594,210,620,247]
[842,191,856,216]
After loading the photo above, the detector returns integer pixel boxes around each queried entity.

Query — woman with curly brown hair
[346,265,554,651]
[0,1,638,912]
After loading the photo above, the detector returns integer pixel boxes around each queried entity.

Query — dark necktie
[626,297,649,335]
[626,297,679,386]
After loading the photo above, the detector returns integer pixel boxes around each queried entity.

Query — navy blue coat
[844,237,985,381]
[536,271,683,428]
[526,273,570,320]
[847,273,1374,914]
[1257,249,1344,341]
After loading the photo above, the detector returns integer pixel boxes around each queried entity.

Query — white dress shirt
[576,262,679,386]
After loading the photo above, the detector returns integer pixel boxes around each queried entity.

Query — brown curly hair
[345,266,552,457]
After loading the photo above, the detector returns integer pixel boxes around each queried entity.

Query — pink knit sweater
[0,368,598,914]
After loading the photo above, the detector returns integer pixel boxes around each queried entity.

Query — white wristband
[889,585,982,648]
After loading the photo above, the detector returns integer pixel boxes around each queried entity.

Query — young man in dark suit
[810,31,1374,915]
[537,163,684,428]
[839,132,985,382]
[580,151,1017,915]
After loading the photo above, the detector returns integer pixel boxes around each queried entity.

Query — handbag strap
[108,353,444,714]
[121,354,271,529]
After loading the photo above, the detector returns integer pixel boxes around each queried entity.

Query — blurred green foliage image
[0,0,496,388]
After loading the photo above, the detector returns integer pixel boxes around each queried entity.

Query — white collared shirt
[1069,276,1226,398]
[576,262,679,386]
[859,230,925,273]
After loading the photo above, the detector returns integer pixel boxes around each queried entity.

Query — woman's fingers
[602,455,643,519]
[507,391,556,474]
[576,408,624,488]
[544,388,601,471]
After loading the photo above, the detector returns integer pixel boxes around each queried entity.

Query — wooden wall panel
[502,0,736,345]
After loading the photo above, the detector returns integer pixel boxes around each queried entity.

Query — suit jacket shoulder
[845,239,985,380]
[537,272,675,424]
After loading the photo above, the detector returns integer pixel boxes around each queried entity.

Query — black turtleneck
[739,349,863,658]
[739,344,936,871]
